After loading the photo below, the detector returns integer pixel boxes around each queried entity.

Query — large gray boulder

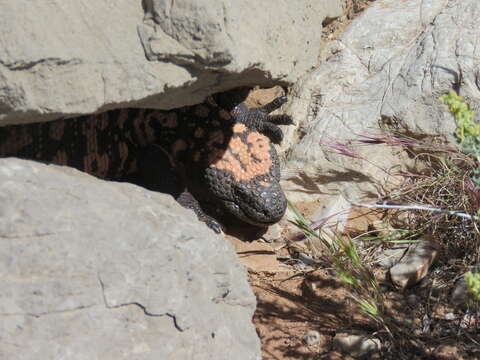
[0,0,342,125]
[282,0,477,224]
[0,158,260,360]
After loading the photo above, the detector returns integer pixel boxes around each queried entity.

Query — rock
[303,330,321,346]
[229,237,287,273]
[296,252,317,267]
[283,0,478,224]
[260,223,283,243]
[377,244,409,268]
[0,0,343,125]
[444,312,456,321]
[244,86,286,109]
[389,239,439,288]
[0,158,261,360]
[332,332,381,357]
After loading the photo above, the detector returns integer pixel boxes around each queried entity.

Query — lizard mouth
[221,197,286,227]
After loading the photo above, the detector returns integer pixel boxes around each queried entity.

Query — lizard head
[194,94,292,228]
[204,129,287,227]
[223,177,287,226]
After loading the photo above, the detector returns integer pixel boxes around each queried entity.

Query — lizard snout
[233,180,287,226]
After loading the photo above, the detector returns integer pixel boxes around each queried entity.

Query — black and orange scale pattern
[0,93,293,232]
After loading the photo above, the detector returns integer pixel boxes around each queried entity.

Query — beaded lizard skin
[0,92,292,233]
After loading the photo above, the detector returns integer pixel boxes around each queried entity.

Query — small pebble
[333,333,381,357]
[303,330,321,346]
[444,312,456,321]
[377,245,408,268]
[261,223,282,243]
[296,252,317,266]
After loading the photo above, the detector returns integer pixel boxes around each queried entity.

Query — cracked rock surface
[0,158,260,360]
[282,0,479,226]
[0,0,342,125]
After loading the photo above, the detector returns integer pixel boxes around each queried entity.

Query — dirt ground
[250,270,365,360]
[226,202,381,359]
[247,266,475,359]
[228,215,477,359]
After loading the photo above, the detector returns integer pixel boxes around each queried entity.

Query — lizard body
[0,92,292,232]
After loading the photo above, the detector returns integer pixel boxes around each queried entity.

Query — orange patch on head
[228,137,248,155]
[233,123,247,134]
[247,133,270,159]
[211,132,272,181]
[259,181,271,187]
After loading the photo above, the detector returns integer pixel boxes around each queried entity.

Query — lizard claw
[204,218,224,234]
[230,95,292,143]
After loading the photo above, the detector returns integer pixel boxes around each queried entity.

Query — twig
[350,201,480,221]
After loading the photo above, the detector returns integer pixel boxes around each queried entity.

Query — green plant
[465,271,480,305]
[439,91,480,187]
[287,201,390,333]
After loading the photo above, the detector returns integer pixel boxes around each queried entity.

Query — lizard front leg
[137,144,223,234]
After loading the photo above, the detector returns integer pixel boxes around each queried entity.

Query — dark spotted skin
[0,93,292,232]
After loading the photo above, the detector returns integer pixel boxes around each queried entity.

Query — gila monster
[0,92,292,233]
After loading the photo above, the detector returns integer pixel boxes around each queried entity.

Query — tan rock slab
[228,237,289,273]
[389,239,439,288]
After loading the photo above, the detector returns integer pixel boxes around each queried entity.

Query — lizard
[0,90,293,233]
